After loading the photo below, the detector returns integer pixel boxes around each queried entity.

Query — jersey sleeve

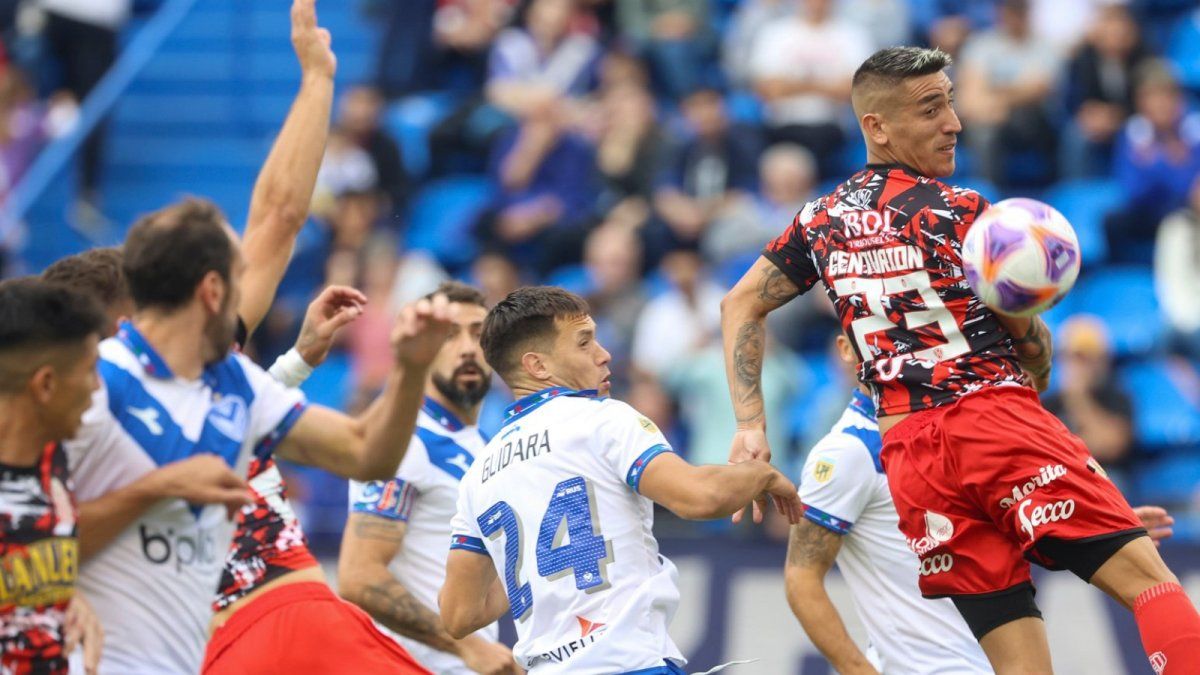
[64,384,157,502]
[763,207,821,294]
[798,434,879,535]
[449,480,488,556]
[347,435,429,521]
[953,187,991,241]
[236,354,309,454]
[597,401,675,494]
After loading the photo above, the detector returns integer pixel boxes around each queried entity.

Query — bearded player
[722,46,1200,674]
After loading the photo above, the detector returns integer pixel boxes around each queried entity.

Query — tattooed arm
[720,256,802,521]
[784,520,879,675]
[998,315,1053,392]
[338,513,517,673]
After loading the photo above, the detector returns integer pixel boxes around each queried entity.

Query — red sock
[1134,582,1200,674]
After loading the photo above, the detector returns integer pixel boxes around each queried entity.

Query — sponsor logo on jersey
[1018,499,1075,541]
[827,245,923,277]
[999,464,1067,509]
[813,460,835,483]
[209,394,249,442]
[139,524,219,572]
[918,554,954,577]
[1086,457,1109,480]
[126,406,163,436]
[638,415,659,434]
[906,511,955,556]
[1150,651,1167,674]
[530,618,609,666]
[0,538,78,607]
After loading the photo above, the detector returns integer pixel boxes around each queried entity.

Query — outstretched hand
[295,285,367,367]
[762,465,804,525]
[728,429,773,524]
[1134,505,1175,547]
[392,293,459,370]
[292,0,336,79]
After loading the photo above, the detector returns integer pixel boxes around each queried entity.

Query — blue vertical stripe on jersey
[415,428,476,481]
[802,503,854,535]
[625,444,674,493]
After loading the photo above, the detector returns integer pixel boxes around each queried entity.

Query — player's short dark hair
[123,198,234,312]
[480,286,589,378]
[424,281,487,308]
[852,46,953,91]
[42,247,128,311]
[0,279,105,390]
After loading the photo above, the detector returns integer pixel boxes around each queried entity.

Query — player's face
[42,335,101,440]
[546,315,612,396]
[430,303,493,410]
[203,228,244,363]
[887,71,961,178]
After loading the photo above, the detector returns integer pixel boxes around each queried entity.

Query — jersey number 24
[478,476,614,621]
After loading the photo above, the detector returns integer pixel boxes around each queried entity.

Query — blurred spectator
[315,131,382,252]
[1029,0,1107,54]
[748,0,871,178]
[0,65,70,203]
[346,237,401,410]
[839,0,911,51]
[435,0,519,83]
[649,88,758,261]
[707,143,816,263]
[722,0,794,89]
[615,0,714,99]
[582,223,646,390]
[1061,4,1149,179]
[917,0,996,58]
[1042,315,1134,485]
[471,250,523,307]
[592,80,666,222]
[631,249,724,378]
[335,87,408,222]
[39,0,129,218]
[371,0,437,96]
[479,124,597,275]
[485,0,600,121]
[1108,61,1200,262]
[958,0,1061,187]
[1155,175,1200,360]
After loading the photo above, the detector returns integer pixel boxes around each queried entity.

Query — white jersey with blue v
[64,322,306,675]
[450,387,685,674]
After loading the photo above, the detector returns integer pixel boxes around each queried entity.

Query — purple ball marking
[993,279,1050,313]
[1000,197,1050,220]
[984,219,1026,267]
[1040,233,1079,283]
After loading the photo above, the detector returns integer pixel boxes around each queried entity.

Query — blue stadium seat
[384,93,462,178]
[1055,267,1163,357]
[1167,10,1200,92]
[405,175,496,268]
[1120,359,1200,450]
[1044,179,1124,265]
[1132,452,1200,504]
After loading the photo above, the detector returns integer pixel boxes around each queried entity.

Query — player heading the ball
[440,286,802,674]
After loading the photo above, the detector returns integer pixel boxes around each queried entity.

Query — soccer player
[787,335,1179,674]
[339,282,518,675]
[64,199,431,674]
[0,279,107,674]
[722,45,1200,673]
[440,286,802,674]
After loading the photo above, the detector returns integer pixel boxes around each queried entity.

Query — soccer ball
[961,197,1081,317]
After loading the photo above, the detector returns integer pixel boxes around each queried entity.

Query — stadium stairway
[21,0,378,271]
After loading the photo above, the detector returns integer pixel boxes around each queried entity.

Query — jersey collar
[116,320,174,380]
[864,162,923,177]
[502,387,599,428]
[849,389,877,421]
[422,396,466,432]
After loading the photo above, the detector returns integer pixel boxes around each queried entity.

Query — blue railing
[0,0,201,249]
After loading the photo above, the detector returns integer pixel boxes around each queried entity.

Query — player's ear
[861,112,888,147]
[520,350,551,382]
[28,364,56,405]
[196,270,226,315]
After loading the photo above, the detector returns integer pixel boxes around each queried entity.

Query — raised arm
[637,451,802,523]
[273,295,455,481]
[338,512,517,673]
[784,521,878,675]
[238,0,337,336]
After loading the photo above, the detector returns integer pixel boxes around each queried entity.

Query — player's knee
[950,582,1042,642]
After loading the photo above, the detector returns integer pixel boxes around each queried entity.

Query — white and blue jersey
[450,388,684,674]
[799,390,990,674]
[64,322,306,675]
[349,397,499,673]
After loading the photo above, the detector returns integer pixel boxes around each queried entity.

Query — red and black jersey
[213,453,318,611]
[0,442,78,675]
[764,164,1027,416]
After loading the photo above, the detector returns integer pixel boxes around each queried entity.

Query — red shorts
[881,385,1144,598]
[202,582,430,675]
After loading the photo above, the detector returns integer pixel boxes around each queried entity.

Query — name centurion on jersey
[349,398,498,674]
[764,164,1026,416]
[799,391,990,674]
[450,388,684,673]
[63,322,307,675]
[0,442,77,675]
